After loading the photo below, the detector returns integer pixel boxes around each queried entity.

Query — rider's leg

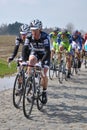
[66,54,72,77]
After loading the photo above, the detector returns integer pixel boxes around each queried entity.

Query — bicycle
[57,51,68,83]
[84,51,87,68]
[23,62,44,119]
[49,52,59,80]
[71,50,79,75]
[13,58,27,109]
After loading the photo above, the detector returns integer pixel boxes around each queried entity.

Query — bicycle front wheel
[13,74,24,108]
[49,62,55,80]
[58,63,64,83]
[23,77,35,119]
[37,83,43,110]
[85,58,87,68]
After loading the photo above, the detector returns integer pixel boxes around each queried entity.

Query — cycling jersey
[58,31,72,52]
[58,31,72,44]
[49,32,58,43]
[49,32,59,52]
[22,31,50,67]
[84,40,87,51]
[72,33,83,51]
[11,32,31,60]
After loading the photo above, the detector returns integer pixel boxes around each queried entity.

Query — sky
[0,0,87,32]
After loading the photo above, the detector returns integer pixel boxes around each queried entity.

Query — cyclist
[84,40,87,51]
[58,29,72,78]
[83,33,87,53]
[49,27,60,61]
[8,24,31,62]
[72,30,83,68]
[22,19,50,104]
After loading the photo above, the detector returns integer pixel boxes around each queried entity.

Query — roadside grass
[0,58,17,77]
[0,35,22,77]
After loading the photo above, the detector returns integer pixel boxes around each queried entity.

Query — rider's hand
[35,61,43,69]
[8,57,13,63]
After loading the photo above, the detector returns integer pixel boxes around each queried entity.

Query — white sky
[0,0,87,31]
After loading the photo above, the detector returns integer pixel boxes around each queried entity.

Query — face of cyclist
[73,35,78,40]
[21,34,27,41]
[54,31,58,36]
[61,33,66,39]
[31,29,41,40]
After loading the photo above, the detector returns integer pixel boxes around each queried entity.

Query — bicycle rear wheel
[23,77,35,118]
[13,73,24,108]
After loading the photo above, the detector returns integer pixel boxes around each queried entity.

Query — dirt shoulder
[0,35,22,59]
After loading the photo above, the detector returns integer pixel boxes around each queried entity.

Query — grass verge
[0,58,17,77]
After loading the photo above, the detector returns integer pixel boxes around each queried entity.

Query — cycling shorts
[60,41,73,55]
[53,42,59,52]
[30,51,50,68]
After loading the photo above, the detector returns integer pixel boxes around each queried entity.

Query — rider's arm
[9,36,21,61]
[11,45,19,59]
[22,37,30,61]
[41,37,50,62]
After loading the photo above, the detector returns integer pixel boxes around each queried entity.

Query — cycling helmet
[73,30,79,36]
[84,33,87,40]
[53,27,59,32]
[20,24,30,34]
[62,28,67,34]
[30,19,42,30]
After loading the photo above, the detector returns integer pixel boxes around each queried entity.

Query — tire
[49,62,55,80]
[13,73,24,108]
[71,61,75,75]
[85,59,87,68]
[36,78,43,110]
[85,52,87,68]
[75,59,78,74]
[58,64,63,83]
[71,58,78,75]
[23,76,35,119]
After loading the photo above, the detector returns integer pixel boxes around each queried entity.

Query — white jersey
[71,41,77,49]
[84,40,87,51]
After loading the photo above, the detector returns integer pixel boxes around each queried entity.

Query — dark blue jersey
[22,31,50,62]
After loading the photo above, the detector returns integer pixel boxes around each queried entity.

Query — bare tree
[66,23,75,33]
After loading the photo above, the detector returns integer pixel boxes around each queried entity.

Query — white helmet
[53,27,60,32]
[20,24,30,34]
[30,19,42,30]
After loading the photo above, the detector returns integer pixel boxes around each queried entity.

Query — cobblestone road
[0,65,87,130]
